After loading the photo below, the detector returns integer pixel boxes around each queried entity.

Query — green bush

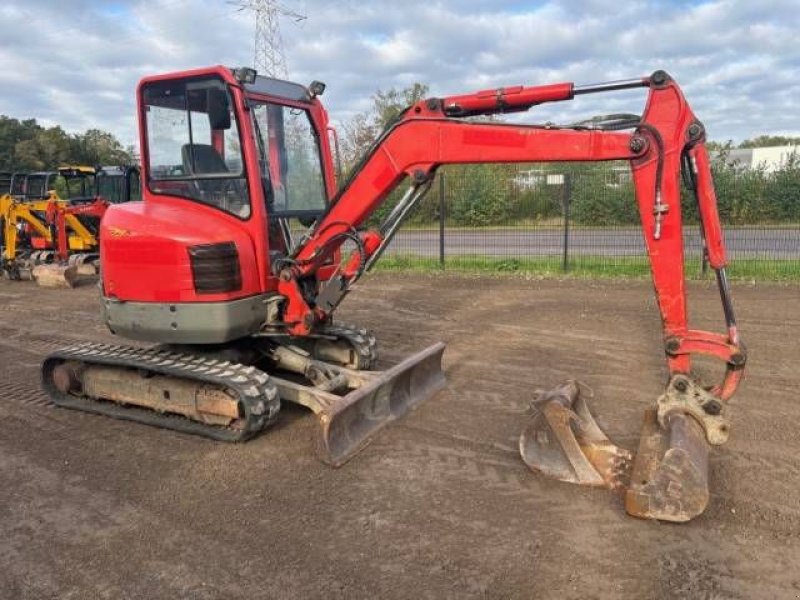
[763,158,800,221]
[447,164,515,226]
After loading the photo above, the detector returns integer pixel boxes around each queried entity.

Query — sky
[1,0,798,148]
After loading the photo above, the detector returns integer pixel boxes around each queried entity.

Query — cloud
[1,0,798,148]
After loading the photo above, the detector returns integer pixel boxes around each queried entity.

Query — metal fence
[377,163,800,279]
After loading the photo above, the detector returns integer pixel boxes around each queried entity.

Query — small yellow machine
[0,168,101,284]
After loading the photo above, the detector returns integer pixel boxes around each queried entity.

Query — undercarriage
[42,323,445,466]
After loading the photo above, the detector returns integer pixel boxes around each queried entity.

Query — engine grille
[188,242,242,294]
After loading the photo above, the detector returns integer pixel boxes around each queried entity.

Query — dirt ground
[0,273,798,599]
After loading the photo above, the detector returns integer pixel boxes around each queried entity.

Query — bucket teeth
[519,381,632,491]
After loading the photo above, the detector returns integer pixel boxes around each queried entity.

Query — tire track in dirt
[375,423,590,503]
[722,448,800,479]
[0,330,92,356]
[388,438,535,495]
[0,376,51,409]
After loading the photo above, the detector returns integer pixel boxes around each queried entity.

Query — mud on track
[0,274,798,599]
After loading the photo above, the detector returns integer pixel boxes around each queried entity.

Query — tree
[0,115,133,172]
[738,135,800,149]
[448,163,515,226]
[372,83,429,129]
[340,112,378,170]
[70,129,131,166]
[0,117,42,170]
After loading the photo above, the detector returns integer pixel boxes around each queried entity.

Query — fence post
[439,172,446,269]
[701,248,709,276]
[562,173,572,272]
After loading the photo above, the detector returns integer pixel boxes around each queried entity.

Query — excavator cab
[0,172,11,196]
[10,173,27,199]
[96,165,141,204]
[23,172,58,200]
[58,166,98,203]
[141,73,328,252]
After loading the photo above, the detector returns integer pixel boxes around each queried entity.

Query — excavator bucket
[68,252,100,276]
[624,409,710,522]
[272,342,446,467]
[32,263,79,288]
[519,381,632,490]
[32,254,99,288]
[519,379,714,522]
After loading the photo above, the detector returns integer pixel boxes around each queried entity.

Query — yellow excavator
[1,168,98,283]
[0,166,138,285]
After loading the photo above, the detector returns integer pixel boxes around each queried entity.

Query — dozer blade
[272,342,446,467]
[519,381,632,490]
[624,409,710,522]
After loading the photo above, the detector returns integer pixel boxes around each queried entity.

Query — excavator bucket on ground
[32,264,79,288]
[32,254,99,288]
[624,409,709,522]
[519,381,633,491]
[273,342,446,466]
[520,377,719,522]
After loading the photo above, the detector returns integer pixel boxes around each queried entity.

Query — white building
[722,145,799,173]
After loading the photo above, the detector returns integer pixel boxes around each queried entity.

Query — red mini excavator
[41,66,746,522]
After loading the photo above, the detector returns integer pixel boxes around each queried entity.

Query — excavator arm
[281,70,744,396]
[277,71,745,521]
[45,196,106,262]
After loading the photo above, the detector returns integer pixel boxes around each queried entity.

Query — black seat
[182,144,229,175]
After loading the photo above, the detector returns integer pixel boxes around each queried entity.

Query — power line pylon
[229,0,306,78]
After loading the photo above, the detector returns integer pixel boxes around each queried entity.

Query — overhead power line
[229,0,306,78]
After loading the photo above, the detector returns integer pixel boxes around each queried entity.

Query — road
[386,226,800,259]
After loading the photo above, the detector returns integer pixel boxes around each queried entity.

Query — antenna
[229,0,306,78]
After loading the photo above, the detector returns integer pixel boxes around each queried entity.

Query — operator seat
[181,144,228,175]
[180,144,249,216]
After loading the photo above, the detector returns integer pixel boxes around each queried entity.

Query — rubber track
[41,342,280,442]
[315,321,378,370]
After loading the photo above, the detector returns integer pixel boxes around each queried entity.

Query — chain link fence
[376,163,800,280]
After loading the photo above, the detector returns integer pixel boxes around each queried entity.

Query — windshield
[25,175,49,199]
[98,169,141,203]
[142,77,250,218]
[0,173,11,195]
[63,174,95,199]
[251,101,327,217]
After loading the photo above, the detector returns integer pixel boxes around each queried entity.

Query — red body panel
[102,198,262,302]
[31,237,49,250]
